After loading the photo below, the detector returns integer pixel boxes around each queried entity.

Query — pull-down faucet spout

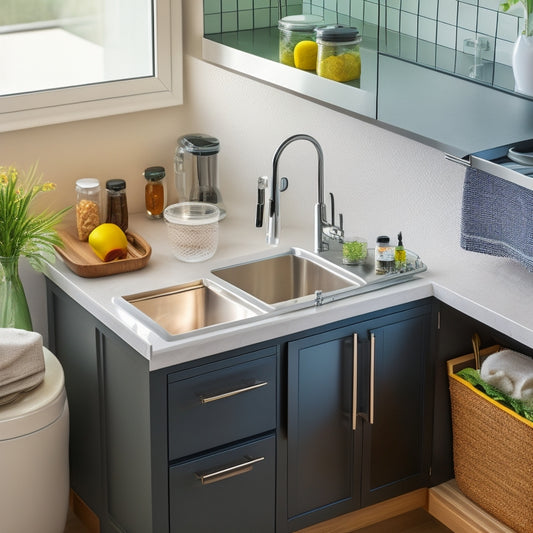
[257,134,342,253]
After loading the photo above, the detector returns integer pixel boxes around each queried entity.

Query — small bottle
[144,166,166,219]
[75,178,101,241]
[395,232,407,272]
[105,179,128,232]
[375,235,395,274]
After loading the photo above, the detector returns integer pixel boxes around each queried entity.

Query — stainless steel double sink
[115,247,426,341]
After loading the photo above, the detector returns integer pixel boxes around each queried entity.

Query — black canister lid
[376,235,390,244]
[144,166,166,181]
[106,179,126,191]
[315,24,361,43]
[178,133,220,155]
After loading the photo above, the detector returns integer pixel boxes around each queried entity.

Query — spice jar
[316,25,362,82]
[105,179,128,232]
[144,166,166,219]
[375,235,395,274]
[75,178,101,241]
[278,14,324,67]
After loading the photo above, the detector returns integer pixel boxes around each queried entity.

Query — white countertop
[45,213,533,371]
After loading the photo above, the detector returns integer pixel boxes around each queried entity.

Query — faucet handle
[256,176,268,227]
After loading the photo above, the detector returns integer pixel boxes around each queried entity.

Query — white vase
[512,34,533,96]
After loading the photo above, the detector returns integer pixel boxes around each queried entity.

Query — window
[0,0,182,132]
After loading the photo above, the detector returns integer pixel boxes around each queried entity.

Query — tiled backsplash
[203,0,525,68]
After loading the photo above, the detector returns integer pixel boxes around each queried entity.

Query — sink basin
[211,248,366,307]
[115,280,264,340]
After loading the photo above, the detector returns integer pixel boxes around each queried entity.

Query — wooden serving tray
[55,227,152,278]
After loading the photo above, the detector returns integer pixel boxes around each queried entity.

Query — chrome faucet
[256,134,343,253]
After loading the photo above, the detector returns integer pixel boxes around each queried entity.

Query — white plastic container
[164,202,219,262]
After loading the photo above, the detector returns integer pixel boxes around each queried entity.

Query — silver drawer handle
[200,381,268,404]
[195,456,265,485]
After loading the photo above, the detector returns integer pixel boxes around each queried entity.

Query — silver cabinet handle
[195,456,265,485]
[352,333,358,431]
[370,333,375,425]
[200,381,268,404]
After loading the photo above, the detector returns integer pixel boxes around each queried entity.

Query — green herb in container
[342,236,367,265]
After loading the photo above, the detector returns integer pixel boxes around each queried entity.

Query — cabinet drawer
[169,435,275,533]
[168,354,277,460]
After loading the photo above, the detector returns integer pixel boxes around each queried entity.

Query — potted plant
[0,165,69,330]
[500,0,533,95]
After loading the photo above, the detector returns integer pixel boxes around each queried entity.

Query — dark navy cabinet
[285,303,435,531]
[167,348,278,533]
[46,279,435,533]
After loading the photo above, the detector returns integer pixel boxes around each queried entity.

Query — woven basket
[448,346,533,533]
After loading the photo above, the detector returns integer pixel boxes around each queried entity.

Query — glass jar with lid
[105,179,128,232]
[144,166,167,219]
[278,14,324,67]
[316,25,362,82]
[75,178,101,241]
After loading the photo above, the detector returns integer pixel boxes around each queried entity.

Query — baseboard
[428,479,515,533]
[70,490,100,533]
[295,488,428,533]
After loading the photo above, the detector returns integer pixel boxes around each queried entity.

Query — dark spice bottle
[105,179,128,232]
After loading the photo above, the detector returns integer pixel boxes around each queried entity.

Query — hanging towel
[0,328,45,405]
[461,166,533,272]
[481,349,533,401]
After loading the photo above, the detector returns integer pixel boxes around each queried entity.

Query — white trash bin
[0,347,69,533]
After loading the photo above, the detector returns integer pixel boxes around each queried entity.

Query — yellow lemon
[294,40,318,71]
[88,223,128,262]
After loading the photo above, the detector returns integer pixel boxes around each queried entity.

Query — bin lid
[0,348,66,440]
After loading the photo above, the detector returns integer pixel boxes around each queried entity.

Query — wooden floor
[64,507,90,533]
[350,508,452,533]
[63,507,450,533]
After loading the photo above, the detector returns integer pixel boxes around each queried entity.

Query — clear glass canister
[105,179,128,232]
[144,166,166,219]
[316,25,362,82]
[75,178,101,241]
[278,14,324,67]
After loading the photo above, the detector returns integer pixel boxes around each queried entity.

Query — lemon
[88,223,128,262]
[294,40,318,71]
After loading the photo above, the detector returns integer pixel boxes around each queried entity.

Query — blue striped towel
[461,167,533,272]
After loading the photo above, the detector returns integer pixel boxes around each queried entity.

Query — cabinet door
[360,309,432,507]
[287,325,363,530]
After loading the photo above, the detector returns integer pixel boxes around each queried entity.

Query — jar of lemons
[278,14,323,68]
[316,25,362,83]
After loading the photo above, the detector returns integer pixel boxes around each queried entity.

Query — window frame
[0,0,182,132]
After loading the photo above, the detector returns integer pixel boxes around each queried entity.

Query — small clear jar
[75,178,101,241]
[342,236,368,265]
[278,14,324,67]
[375,235,395,274]
[316,25,362,82]
[144,166,167,219]
[164,202,220,262]
[105,179,128,232]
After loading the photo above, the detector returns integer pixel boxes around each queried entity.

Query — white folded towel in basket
[0,328,45,405]
[481,349,533,400]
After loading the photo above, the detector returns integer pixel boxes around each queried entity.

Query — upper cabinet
[202,0,533,156]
